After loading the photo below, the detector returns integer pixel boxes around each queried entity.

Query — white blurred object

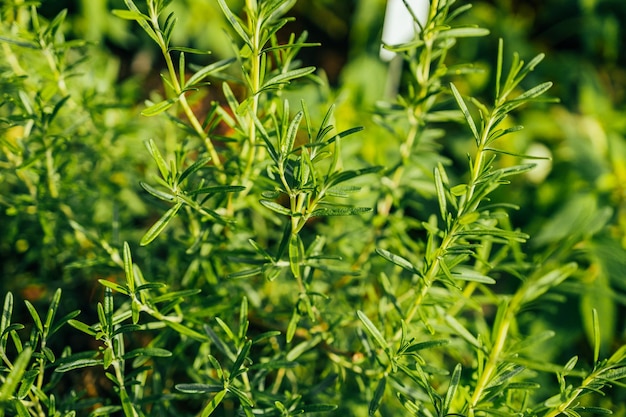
[380,0,429,62]
[524,143,553,184]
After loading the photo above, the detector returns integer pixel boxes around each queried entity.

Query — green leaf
[90,405,123,416]
[111,9,149,21]
[495,38,504,100]
[485,125,524,145]
[122,242,135,294]
[286,308,300,344]
[450,82,480,144]
[598,366,626,381]
[357,311,388,351]
[445,314,481,348]
[251,331,282,344]
[515,81,553,102]
[140,201,183,246]
[260,199,291,216]
[326,166,382,188]
[1,292,14,349]
[176,384,224,393]
[228,267,263,280]
[572,407,613,415]
[188,185,246,196]
[42,288,61,338]
[98,279,130,295]
[1,323,25,341]
[123,347,172,359]
[68,319,97,337]
[112,324,142,337]
[44,8,68,38]
[439,26,490,39]
[0,35,38,48]
[375,249,418,274]
[521,262,578,304]
[208,356,225,384]
[281,110,303,158]
[186,57,236,87]
[563,355,578,373]
[200,390,227,417]
[452,268,496,284]
[55,358,103,373]
[247,239,274,261]
[166,321,208,342]
[122,0,161,45]
[288,234,305,278]
[239,297,249,341]
[14,398,31,417]
[177,157,211,184]
[141,98,179,116]
[24,300,43,334]
[216,0,252,47]
[135,282,167,292]
[488,365,525,387]
[592,308,600,364]
[369,376,386,416]
[286,335,322,361]
[215,317,236,342]
[507,330,555,355]
[222,82,248,124]
[163,11,177,45]
[169,46,211,55]
[228,385,253,407]
[120,389,138,417]
[443,364,462,414]
[310,206,371,217]
[103,348,113,369]
[40,345,55,363]
[434,165,448,221]
[259,67,316,93]
[0,347,32,401]
[404,339,449,353]
[146,139,170,180]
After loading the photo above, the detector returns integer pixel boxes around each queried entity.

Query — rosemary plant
[1,0,625,416]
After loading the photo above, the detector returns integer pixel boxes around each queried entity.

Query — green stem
[403,112,495,328]
[468,304,515,414]
[44,147,58,199]
[149,6,223,173]
[402,224,459,327]
[241,16,263,188]
[544,374,596,417]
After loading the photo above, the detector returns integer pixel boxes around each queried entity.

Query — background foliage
[1,0,626,416]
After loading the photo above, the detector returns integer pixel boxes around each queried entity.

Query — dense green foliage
[1,0,626,416]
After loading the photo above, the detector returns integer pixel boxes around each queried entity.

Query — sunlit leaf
[141,98,178,116]
[140,202,183,246]
[369,376,386,416]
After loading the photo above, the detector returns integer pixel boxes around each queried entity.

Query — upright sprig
[400,38,553,324]
[114,0,233,171]
[375,1,489,219]
[233,102,379,340]
[216,0,317,190]
[1,5,85,201]
[361,5,565,414]
[61,242,205,416]
[216,0,380,333]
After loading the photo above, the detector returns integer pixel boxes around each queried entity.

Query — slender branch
[147,5,223,172]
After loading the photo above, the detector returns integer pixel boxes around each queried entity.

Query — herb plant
[1,0,626,416]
